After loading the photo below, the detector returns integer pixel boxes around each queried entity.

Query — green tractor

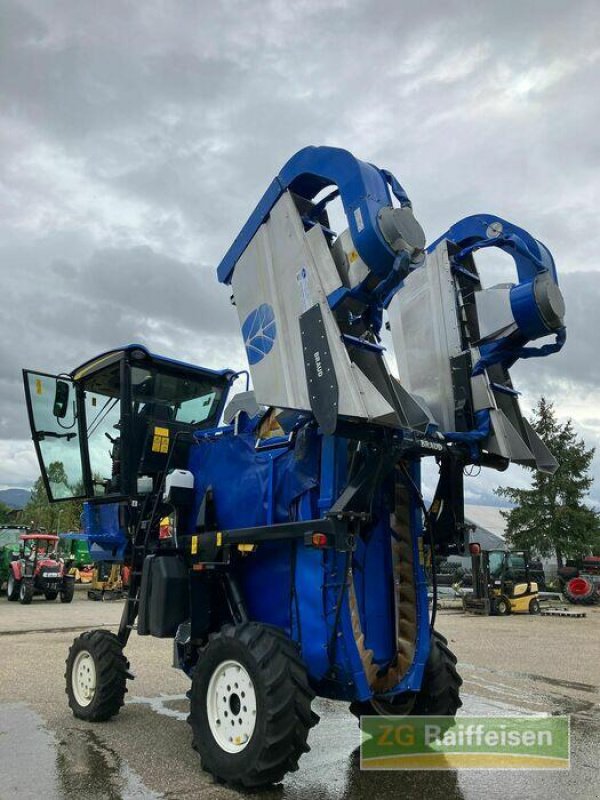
[0,525,30,591]
[58,533,92,570]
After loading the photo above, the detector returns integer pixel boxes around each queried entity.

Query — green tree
[0,501,12,524]
[496,398,600,566]
[19,462,83,532]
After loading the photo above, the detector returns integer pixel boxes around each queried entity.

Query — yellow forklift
[87,561,129,601]
[463,546,541,615]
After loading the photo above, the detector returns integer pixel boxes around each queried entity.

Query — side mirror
[53,380,70,418]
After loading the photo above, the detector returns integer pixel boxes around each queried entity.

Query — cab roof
[20,533,59,541]
[71,344,236,382]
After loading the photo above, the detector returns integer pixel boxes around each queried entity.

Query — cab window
[24,372,85,500]
[131,367,223,427]
[81,363,122,496]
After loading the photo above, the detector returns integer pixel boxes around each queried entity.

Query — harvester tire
[7,573,20,601]
[66,630,129,721]
[189,622,318,788]
[411,631,463,715]
[19,580,33,604]
[349,630,463,718]
[564,577,596,605]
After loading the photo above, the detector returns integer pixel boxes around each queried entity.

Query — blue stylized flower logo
[242,303,277,365]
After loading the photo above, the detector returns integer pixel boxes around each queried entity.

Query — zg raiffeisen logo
[360,716,570,770]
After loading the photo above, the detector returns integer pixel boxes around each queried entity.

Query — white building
[464,504,509,551]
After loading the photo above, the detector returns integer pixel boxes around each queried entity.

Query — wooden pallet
[540,608,587,618]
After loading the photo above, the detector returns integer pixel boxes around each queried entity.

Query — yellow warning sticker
[191,535,198,555]
[216,532,222,547]
[35,379,43,395]
[348,249,359,263]
[152,426,170,453]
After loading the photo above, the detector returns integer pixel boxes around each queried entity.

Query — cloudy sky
[1,0,599,507]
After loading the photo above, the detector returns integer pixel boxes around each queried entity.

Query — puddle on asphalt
[278,694,598,800]
[276,693,540,800]
[0,704,61,800]
[0,703,163,800]
[2,685,598,800]
[127,693,189,721]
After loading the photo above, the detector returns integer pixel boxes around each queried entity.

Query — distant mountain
[0,488,31,510]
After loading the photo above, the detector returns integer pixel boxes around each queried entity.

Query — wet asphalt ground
[0,591,598,800]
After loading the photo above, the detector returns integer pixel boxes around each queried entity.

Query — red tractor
[6,533,75,605]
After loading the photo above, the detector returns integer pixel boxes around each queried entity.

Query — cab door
[23,370,87,502]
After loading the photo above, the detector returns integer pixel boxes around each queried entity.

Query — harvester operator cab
[23,345,235,505]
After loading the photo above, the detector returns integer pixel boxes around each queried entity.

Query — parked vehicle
[0,525,30,589]
[87,561,128,601]
[7,532,75,604]
[463,547,541,615]
[59,532,92,570]
[22,145,565,787]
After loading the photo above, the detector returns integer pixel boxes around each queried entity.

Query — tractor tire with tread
[7,573,20,601]
[188,622,318,789]
[60,580,75,604]
[19,580,33,605]
[349,630,463,718]
[65,629,129,721]
[564,577,597,605]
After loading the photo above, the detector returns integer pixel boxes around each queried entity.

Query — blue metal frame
[81,502,127,561]
[428,213,558,283]
[427,214,565,445]
[71,343,236,381]
[217,145,413,285]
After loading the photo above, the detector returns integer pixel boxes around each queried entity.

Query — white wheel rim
[206,659,257,753]
[72,651,97,707]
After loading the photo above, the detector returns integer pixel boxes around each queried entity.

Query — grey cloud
[511,271,600,388]
[1,239,243,445]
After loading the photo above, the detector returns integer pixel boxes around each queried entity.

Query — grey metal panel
[305,223,344,297]
[389,378,435,433]
[223,391,261,424]
[231,192,394,423]
[470,373,494,412]
[474,284,517,342]
[486,408,535,464]
[522,417,559,474]
[349,365,396,422]
[388,241,462,431]
[330,229,369,289]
